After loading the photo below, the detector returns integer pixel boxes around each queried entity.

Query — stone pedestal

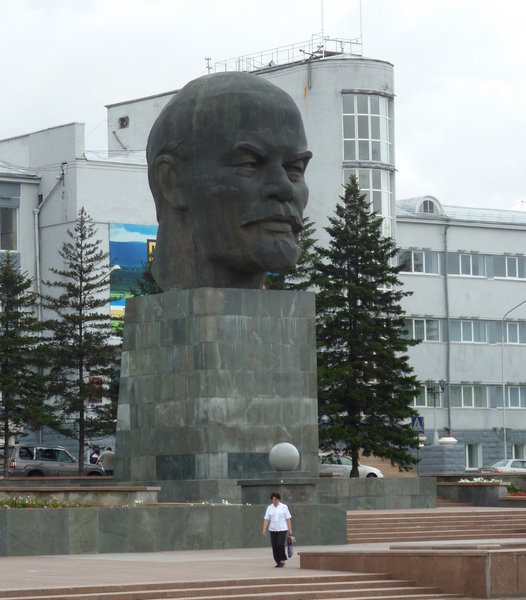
[239,477,318,504]
[114,287,319,501]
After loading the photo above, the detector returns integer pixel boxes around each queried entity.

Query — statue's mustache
[239,203,303,233]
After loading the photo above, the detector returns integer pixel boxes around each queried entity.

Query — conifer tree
[129,259,162,296]
[0,252,54,476]
[43,208,121,471]
[265,216,318,290]
[315,176,420,475]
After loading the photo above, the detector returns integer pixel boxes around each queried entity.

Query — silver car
[7,445,105,477]
[319,453,383,478]
[478,459,526,475]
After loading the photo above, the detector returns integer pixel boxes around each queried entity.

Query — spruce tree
[315,176,420,475]
[0,252,54,476]
[265,216,318,290]
[43,207,121,471]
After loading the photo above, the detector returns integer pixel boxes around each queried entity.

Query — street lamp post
[501,299,526,460]
[97,264,121,285]
[426,380,445,445]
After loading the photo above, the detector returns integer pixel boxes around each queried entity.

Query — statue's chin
[252,237,301,274]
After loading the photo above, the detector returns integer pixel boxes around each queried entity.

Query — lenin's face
[173,92,311,278]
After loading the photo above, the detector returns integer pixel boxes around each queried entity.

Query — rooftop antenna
[359,0,363,52]
[321,0,324,39]
[205,57,212,75]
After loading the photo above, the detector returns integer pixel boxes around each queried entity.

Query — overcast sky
[2,0,525,211]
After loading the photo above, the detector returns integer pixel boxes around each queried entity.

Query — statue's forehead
[193,98,306,142]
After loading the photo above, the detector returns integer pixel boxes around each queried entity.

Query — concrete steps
[435,496,473,508]
[0,574,462,599]
[347,507,526,543]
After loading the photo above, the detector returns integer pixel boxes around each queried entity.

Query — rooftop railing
[213,34,362,74]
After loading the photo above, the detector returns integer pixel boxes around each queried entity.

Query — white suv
[8,445,105,477]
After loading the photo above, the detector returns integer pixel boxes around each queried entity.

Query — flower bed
[0,497,92,509]
[437,479,508,506]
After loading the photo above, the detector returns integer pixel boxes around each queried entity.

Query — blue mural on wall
[109,223,158,317]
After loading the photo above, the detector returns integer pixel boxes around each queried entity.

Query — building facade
[0,125,153,450]
[397,196,526,472]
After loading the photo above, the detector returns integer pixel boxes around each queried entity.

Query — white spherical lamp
[269,443,300,471]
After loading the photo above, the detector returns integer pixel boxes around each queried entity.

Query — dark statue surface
[147,72,312,290]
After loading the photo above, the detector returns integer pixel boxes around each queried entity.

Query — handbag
[287,535,295,558]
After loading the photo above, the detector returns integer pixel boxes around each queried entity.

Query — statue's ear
[154,155,188,211]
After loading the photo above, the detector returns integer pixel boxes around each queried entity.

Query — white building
[398,196,526,472]
[0,124,153,314]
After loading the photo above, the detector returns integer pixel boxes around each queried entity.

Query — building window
[424,251,441,274]
[342,93,391,164]
[413,387,426,407]
[398,249,444,274]
[426,384,442,407]
[0,182,20,251]
[507,322,519,344]
[466,444,482,470]
[489,385,526,408]
[488,321,503,344]
[489,385,504,408]
[344,167,393,237]
[490,254,526,279]
[513,444,526,459]
[506,386,526,408]
[472,320,487,342]
[344,168,390,214]
[446,252,486,277]
[0,207,17,251]
[504,322,526,344]
[450,385,487,408]
[405,318,442,342]
[412,385,441,408]
[420,199,436,213]
[449,320,487,343]
[507,256,518,278]
[450,320,471,342]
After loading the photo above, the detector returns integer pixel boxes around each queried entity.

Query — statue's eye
[230,152,262,174]
[237,159,258,168]
[284,160,306,180]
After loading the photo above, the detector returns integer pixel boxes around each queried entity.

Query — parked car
[319,453,383,478]
[7,445,105,477]
[478,459,526,474]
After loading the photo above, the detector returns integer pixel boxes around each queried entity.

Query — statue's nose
[262,164,294,203]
